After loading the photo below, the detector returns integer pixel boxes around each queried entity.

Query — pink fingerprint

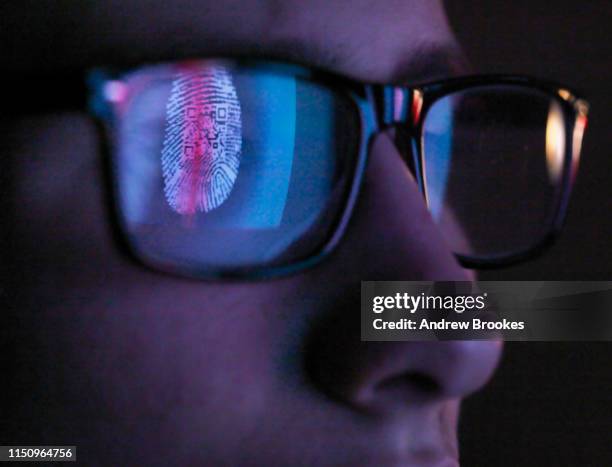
[161,63,242,216]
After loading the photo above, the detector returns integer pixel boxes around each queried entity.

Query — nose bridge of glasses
[371,85,413,129]
[370,85,424,186]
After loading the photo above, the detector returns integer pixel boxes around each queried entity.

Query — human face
[3,1,502,465]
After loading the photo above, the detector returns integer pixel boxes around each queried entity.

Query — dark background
[445,2,612,465]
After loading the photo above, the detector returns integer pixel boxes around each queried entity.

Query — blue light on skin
[423,96,453,221]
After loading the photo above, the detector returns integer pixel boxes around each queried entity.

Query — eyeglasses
[88,59,589,279]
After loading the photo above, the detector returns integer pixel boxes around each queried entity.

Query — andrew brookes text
[361,281,530,341]
[361,281,612,341]
[372,317,524,331]
[370,291,524,333]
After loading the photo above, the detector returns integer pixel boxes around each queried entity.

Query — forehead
[4,0,461,83]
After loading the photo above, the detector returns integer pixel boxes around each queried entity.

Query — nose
[305,133,502,412]
[310,339,502,412]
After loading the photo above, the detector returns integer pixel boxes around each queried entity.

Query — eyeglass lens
[422,85,570,258]
[112,61,360,273]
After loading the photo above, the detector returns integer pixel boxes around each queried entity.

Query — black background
[445,2,612,465]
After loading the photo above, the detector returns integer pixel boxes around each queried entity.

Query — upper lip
[398,409,459,467]
[362,433,458,467]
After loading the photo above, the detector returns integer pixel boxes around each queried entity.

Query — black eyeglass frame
[88,59,589,280]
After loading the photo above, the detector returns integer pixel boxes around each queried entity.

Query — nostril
[377,371,441,397]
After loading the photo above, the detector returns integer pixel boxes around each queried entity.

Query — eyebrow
[2,0,467,113]
[257,33,469,85]
[388,42,471,85]
[258,36,353,76]
[2,45,466,118]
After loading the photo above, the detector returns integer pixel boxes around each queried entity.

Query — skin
[2,1,502,466]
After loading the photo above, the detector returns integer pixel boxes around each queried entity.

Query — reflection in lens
[114,61,360,273]
[161,64,242,215]
[545,100,565,184]
[420,96,452,221]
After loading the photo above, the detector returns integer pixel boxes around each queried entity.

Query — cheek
[6,112,308,412]
[10,112,119,290]
[5,110,329,345]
